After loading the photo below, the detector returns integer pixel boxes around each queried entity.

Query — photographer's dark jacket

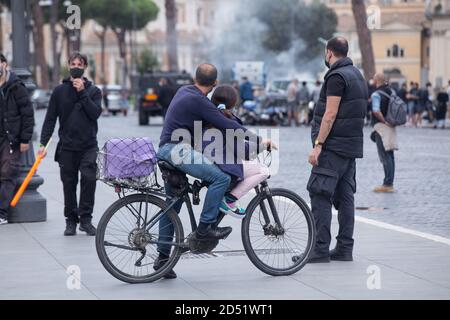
[0,72,35,148]
[40,78,102,152]
[312,57,368,159]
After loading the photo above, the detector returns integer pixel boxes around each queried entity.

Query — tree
[351,0,376,80]
[165,0,178,72]
[31,0,50,89]
[88,0,110,83]
[107,0,159,84]
[137,49,160,74]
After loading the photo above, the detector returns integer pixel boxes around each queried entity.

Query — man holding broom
[0,53,35,225]
[39,53,102,236]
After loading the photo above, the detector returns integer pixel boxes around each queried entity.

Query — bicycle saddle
[158,161,183,174]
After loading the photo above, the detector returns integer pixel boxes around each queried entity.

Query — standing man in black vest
[301,37,367,263]
[39,53,102,236]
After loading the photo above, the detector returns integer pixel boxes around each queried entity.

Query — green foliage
[100,0,159,31]
[137,48,159,74]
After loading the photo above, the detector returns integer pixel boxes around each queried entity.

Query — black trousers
[308,149,356,256]
[0,139,20,220]
[58,147,97,224]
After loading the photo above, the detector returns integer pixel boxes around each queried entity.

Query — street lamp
[9,0,46,223]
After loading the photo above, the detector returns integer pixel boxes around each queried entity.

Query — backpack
[377,90,407,126]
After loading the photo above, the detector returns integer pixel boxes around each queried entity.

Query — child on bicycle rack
[206,85,273,219]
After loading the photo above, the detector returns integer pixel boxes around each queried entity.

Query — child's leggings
[230,161,270,200]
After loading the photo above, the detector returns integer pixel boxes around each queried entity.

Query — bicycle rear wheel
[96,194,184,283]
[242,188,315,276]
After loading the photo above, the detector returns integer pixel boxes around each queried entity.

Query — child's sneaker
[0,218,8,225]
[219,199,246,219]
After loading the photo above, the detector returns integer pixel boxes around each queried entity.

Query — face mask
[70,67,84,79]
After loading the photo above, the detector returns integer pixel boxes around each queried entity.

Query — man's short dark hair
[326,37,349,58]
[302,81,307,86]
[195,63,218,87]
[0,53,7,64]
[68,52,88,67]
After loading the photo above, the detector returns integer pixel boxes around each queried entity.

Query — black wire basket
[97,138,159,190]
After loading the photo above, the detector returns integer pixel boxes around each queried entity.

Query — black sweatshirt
[40,78,102,151]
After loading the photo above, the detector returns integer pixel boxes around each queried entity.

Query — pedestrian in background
[435,87,449,129]
[371,74,398,193]
[297,81,310,126]
[287,79,300,127]
[0,53,35,225]
[295,37,367,264]
[426,82,435,126]
[447,80,450,122]
[397,83,408,104]
[416,83,429,128]
[367,79,377,126]
[309,81,322,125]
[157,77,176,119]
[39,52,102,236]
[407,82,419,126]
[239,77,254,104]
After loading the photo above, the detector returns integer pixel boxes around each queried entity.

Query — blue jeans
[375,133,395,187]
[157,143,231,256]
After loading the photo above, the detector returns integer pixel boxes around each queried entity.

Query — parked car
[98,84,128,116]
[31,89,52,109]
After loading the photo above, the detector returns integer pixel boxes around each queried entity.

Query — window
[197,8,203,26]
[387,44,405,58]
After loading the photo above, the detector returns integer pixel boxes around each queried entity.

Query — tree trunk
[31,0,50,89]
[50,0,60,87]
[351,0,376,80]
[165,0,179,72]
[94,27,107,82]
[113,28,128,87]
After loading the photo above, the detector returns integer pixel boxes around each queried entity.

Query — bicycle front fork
[256,182,284,235]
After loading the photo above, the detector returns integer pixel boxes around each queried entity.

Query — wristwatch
[315,140,324,147]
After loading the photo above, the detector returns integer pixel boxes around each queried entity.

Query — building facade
[322,0,431,87]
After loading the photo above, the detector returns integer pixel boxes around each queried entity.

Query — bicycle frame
[113,177,284,252]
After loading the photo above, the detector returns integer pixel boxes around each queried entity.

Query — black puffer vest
[312,57,368,159]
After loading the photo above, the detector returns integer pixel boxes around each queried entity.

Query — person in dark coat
[39,52,102,236]
[0,53,35,225]
[157,78,177,119]
[435,88,449,129]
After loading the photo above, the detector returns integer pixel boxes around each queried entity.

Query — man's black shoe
[64,220,77,236]
[330,249,353,262]
[153,256,177,279]
[195,226,232,241]
[79,223,97,236]
[292,252,330,264]
[308,255,331,264]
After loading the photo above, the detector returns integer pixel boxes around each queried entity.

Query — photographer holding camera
[39,52,102,236]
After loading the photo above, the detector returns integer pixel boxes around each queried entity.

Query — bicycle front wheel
[242,188,315,276]
[96,194,184,284]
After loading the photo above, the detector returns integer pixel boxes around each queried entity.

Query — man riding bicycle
[156,63,274,278]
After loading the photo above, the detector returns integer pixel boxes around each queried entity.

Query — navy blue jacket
[159,85,260,148]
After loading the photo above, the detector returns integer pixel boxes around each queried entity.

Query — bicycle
[95,149,316,283]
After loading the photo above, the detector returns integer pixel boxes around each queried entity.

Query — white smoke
[206,0,323,83]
